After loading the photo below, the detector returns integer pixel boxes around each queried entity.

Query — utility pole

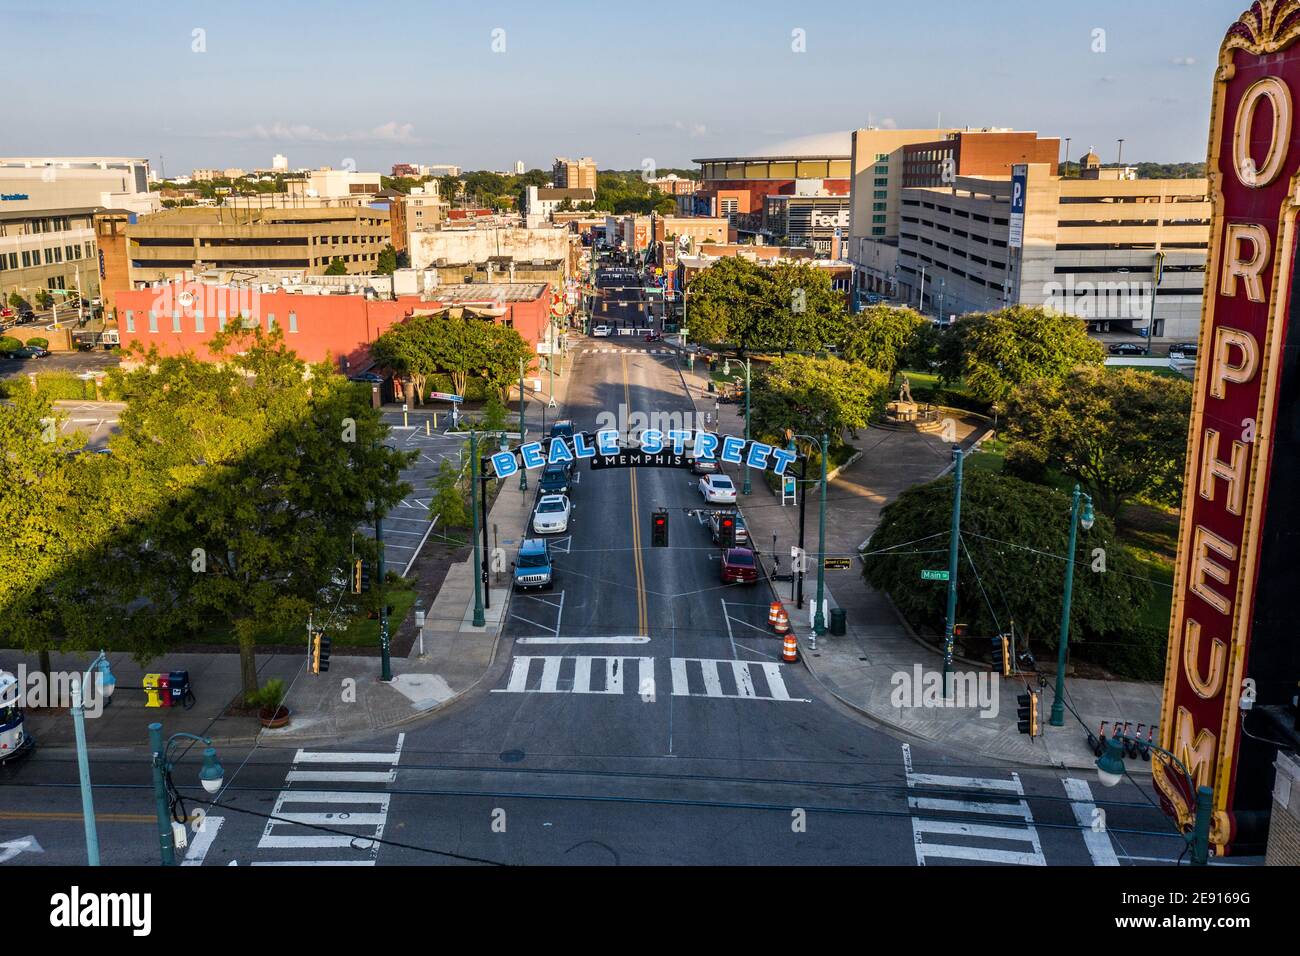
[470,429,486,627]
[376,511,391,682]
[1050,485,1094,726]
[942,447,964,697]
[1117,138,1125,167]
[742,357,752,495]
[517,357,527,491]
[812,433,829,645]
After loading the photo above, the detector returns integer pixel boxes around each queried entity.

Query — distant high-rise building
[272,154,288,172]
[552,156,597,192]
[515,160,526,175]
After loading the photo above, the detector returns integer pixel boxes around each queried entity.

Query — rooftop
[433,283,548,302]
[694,131,852,163]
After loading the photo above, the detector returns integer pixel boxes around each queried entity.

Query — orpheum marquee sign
[1158,0,1300,854]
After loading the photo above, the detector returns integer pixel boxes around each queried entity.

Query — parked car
[709,510,749,546]
[644,331,662,342]
[7,346,49,360]
[699,474,737,504]
[348,371,385,384]
[532,494,572,534]
[539,462,572,495]
[1108,342,1146,356]
[720,547,759,585]
[1169,342,1199,358]
[549,420,574,441]
[592,325,611,337]
[512,539,554,590]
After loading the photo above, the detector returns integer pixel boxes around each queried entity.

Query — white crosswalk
[250,735,404,866]
[492,655,805,702]
[902,744,1046,866]
[580,348,675,355]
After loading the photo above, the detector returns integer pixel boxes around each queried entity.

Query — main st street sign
[1158,0,1300,854]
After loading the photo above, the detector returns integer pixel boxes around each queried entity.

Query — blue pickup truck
[512,539,554,590]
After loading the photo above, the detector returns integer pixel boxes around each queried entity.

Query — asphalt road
[0,348,118,380]
[0,255,1222,867]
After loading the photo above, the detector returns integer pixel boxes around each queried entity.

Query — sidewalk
[676,357,1162,772]
[8,353,595,752]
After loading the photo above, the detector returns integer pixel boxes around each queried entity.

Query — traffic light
[310,632,331,674]
[1017,689,1040,737]
[995,635,1011,676]
[651,509,668,547]
[718,514,736,549]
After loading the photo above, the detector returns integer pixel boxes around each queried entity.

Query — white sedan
[532,494,572,534]
[698,474,736,504]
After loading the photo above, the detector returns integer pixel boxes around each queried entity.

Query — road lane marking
[1064,778,1120,866]
[516,635,650,644]
[623,353,648,637]
[493,656,803,700]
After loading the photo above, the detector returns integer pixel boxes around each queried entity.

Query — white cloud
[1171,56,1196,67]
[673,119,708,137]
[218,120,418,144]
[879,117,897,129]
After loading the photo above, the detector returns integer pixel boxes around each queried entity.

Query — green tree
[684,257,846,352]
[0,335,21,353]
[376,244,398,275]
[862,471,1151,660]
[429,458,469,529]
[439,174,461,205]
[324,257,348,276]
[370,314,440,405]
[476,323,534,401]
[396,249,410,269]
[105,326,413,699]
[34,289,53,310]
[481,392,509,431]
[7,292,26,311]
[750,355,889,449]
[839,305,926,379]
[942,305,1104,411]
[1004,366,1193,517]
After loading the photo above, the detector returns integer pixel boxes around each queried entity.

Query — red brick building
[113,280,552,373]
[901,130,1060,187]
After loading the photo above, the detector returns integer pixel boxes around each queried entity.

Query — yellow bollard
[425,419,431,436]
[433,413,438,430]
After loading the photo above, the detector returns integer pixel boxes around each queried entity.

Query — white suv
[592,325,611,337]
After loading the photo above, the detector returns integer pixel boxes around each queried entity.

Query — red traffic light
[654,516,665,526]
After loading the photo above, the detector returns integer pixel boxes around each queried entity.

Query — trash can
[707,381,715,393]
[830,607,847,636]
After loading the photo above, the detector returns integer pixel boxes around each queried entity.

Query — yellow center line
[0,810,200,824]
[623,354,648,636]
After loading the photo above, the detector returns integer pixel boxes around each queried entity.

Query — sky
[0,0,1242,176]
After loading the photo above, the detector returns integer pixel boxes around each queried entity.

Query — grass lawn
[1108,363,1192,380]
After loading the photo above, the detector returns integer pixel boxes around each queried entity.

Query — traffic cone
[782,633,798,663]
[768,600,781,629]
[774,606,790,635]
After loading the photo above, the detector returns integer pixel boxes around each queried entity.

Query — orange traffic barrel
[768,601,781,628]
[782,633,798,663]
[774,606,790,635]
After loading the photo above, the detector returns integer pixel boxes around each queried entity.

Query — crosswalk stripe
[605,657,624,694]
[758,662,791,701]
[493,655,804,701]
[538,656,562,692]
[906,773,1023,792]
[915,844,1045,866]
[670,657,689,696]
[573,656,594,693]
[730,660,757,698]
[700,661,723,697]
[908,796,1034,819]
[285,770,396,784]
[252,860,375,866]
[292,750,401,765]
[274,792,390,806]
[258,835,378,849]
[911,819,1042,842]
[504,656,531,692]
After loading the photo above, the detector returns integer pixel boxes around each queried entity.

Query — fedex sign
[1157,0,1300,855]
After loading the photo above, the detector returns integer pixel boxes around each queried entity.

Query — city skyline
[0,0,1236,175]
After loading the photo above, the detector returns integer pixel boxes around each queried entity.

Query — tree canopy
[749,355,889,449]
[839,305,928,378]
[862,471,1151,657]
[686,257,847,353]
[941,305,1105,410]
[1004,366,1192,516]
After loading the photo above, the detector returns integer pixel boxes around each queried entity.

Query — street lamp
[148,724,225,866]
[70,651,116,866]
[1095,734,1214,865]
[741,357,752,495]
[470,428,486,628]
[1049,484,1094,726]
[517,358,528,491]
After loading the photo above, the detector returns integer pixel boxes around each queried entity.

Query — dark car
[549,419,575,441]
[1169,342,1199,358]
[644,331,662,342]
[348,371,385,384]
[689,454,720,476]
[7,346,49,360]
[539,462,571,495]
[1108,342,1146,356]
[720,547,759,585]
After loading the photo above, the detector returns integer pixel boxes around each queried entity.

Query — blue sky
[0,0,1240,175]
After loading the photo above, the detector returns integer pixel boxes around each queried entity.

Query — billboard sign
[1156,0,1300,855]
[1007,164,1027,249]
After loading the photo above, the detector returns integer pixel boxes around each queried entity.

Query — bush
[1003,441,1048,483]
[0,335,21,353]
[932,387,992,415]
[25,336,49,349]
[1081,622,1167,681]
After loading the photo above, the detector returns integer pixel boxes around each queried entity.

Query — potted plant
[253,678,290,728]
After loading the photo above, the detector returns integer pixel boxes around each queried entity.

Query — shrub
[1003,441,1048,483]
[0,335,21,353]
[25,336,49,349]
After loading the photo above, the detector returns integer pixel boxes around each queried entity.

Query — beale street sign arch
[1158,0,1300,854]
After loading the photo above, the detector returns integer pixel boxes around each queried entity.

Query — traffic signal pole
[942,448,964,699]
[470,429,486,628]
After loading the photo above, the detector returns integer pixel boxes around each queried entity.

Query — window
[267,312,276,330]
[148,310,158,333]
[875,153,888,161]
[872,215,887,224]
[874,164,888,174]
[871,226,886,236]
[172,311,181,332]
[21,250,32,267]
[288,311,298,332]
[125,310,135,332]
[874,177,888,187]
[872,202,886,212]
[873,190,887,200]
[194,311,205,333]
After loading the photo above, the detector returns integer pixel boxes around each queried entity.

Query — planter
[259,705,291,729]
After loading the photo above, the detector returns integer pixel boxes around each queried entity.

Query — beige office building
[124,206,391,285]
[552,157,597,192]
[895,156,1210,345]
